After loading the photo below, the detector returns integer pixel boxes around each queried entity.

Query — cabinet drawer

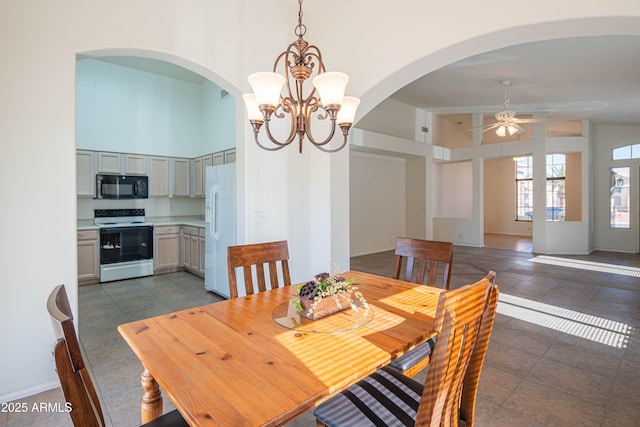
[183,226,197,236]
[77,229,98,241]
[155,225,180,235]
[199,227,205,238]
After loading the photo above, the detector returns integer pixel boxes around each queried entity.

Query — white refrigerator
[204,163,236,298]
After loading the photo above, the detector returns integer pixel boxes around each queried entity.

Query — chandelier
[242,0,360,153]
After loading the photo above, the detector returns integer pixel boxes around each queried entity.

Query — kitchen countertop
[77,216,205,230]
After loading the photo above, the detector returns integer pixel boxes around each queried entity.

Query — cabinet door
[212,152,224,166]
[181,233,191,268]
[194,157,203,197]
[77,229,99,284]
[149,157,169,197]
[198,228,205,276]
[224,149,236,164]
[155,233,181,271]
[190,234,200,271]
[172,158,190,197]
[125,154,147,175]
[76,150,95,197]
[98,152,122,173]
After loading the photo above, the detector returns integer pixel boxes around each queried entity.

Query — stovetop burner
[94,208,152,228]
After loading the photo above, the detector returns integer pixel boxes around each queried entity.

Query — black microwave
[96,174,149,199]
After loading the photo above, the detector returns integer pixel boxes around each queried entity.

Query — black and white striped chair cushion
[388,337,436,373]
[314,366,423,427]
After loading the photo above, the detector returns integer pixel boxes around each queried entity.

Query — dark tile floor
[5,241,640,426]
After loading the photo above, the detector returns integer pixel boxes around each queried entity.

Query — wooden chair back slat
[47,285,106,427]
[393,237,453,289]
[416,273,498,426]
[227,240,291,299]
[460,273,499,426]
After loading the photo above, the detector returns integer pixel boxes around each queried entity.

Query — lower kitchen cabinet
[154,225,181,274]
[182,226,205,278]
[77,229,99,285]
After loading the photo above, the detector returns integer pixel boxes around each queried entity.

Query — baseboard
[0,380,60,403]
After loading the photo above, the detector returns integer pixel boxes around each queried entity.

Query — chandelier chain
[295,0,306,38]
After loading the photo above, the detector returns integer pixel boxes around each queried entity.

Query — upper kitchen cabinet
[149,157,169,197]
[97,152,122,174]
[97,152,148,175]
[171,158,190,197]
[125,154,147,175]
[77,150,95,197]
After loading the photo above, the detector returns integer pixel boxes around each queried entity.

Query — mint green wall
[76,59,235,158]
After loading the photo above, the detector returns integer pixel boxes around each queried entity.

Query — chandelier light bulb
[242,94,263,122]
[312,71,349,107]
[248,72,285,108]
[337,96,361,125]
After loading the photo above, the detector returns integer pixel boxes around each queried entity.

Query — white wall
[434,162,473,219]
[350,152,406,256]
[2,0,640,403]
[77,58,235,157]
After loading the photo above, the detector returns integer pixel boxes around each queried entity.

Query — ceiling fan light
[496,125,507,137]
[507,124,518,135]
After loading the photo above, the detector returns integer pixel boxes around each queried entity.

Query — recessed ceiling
[390,35,640,130]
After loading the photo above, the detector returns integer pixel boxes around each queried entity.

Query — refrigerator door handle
[210,184,221,240]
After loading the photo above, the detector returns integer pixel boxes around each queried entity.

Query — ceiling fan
[475,80,543,136]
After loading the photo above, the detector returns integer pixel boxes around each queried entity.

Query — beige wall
[484,158,533,236]
[565,152,582,221]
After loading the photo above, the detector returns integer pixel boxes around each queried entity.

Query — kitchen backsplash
[77,196,204,221]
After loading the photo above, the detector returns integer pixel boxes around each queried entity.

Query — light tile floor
[5,242,640,426]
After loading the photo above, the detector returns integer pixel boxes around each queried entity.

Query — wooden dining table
[118,270,443,426]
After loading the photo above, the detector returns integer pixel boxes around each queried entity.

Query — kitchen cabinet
[224,148,236,163]
[181,226,204,277]
[154,225,181,274]
[194,154,214,197]
[125,154,147,175]
[77,229,99,285]
[76,150,95,197]
[97,152,122,173]
[213,152,224,166]
[199,227,206,276]
[149,157,169,197]
[172,158,190,197]
[193,157,203,197]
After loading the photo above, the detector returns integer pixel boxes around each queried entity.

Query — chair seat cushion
[142,409,189,427]
[314,366,423,427]
[388,337,436,373]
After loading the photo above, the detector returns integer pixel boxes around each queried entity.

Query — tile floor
[5,240,640,426]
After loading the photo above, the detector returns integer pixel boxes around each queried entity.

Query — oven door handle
[210,185,221,241]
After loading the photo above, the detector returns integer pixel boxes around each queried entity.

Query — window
[515,156,533,221]
[610,167,630,228]
[546,154,566,221]
[612,144,640,160]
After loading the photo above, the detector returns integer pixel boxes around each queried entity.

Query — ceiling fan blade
[513,118,545,124]
[469,122,501,132]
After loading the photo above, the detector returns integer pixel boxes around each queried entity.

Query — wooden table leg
[140,368,163,423]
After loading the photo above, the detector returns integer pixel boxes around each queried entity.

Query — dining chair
[47,284,188,427]
[386,237,454,378]
[393,237,453,290]
[227,240,291,298]
[314,273,499,427]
